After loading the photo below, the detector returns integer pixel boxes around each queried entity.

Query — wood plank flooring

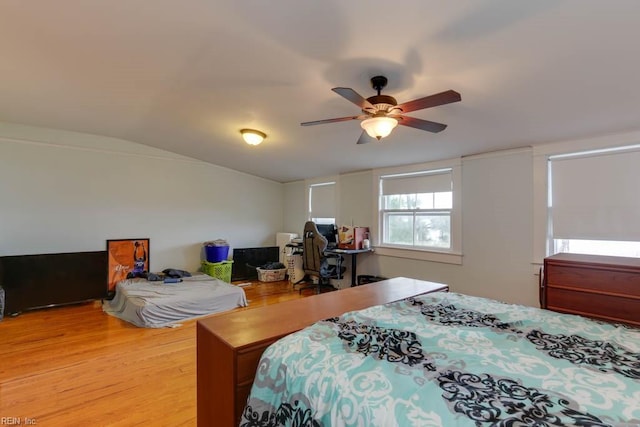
[0,280,308,426]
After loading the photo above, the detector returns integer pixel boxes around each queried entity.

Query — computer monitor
[316,223,338,247]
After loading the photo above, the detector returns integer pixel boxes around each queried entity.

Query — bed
[240,291,640,426]
[103,273,247,328]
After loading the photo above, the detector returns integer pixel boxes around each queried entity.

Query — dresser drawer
[237,344,270,384]
[546,264,640,296]
[546,287,640,324]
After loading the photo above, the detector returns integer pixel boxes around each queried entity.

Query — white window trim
[305,175,340,222]
[372,158,462,265]
[532,129,640,264]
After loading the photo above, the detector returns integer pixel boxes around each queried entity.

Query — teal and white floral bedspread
[240,292,640,426]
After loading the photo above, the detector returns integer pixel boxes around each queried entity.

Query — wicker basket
[256,267,287,282]
[201,260,234,283]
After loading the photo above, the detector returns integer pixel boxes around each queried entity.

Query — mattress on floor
[103,273,247,327]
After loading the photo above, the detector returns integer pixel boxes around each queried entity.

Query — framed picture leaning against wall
[106,238,150,295]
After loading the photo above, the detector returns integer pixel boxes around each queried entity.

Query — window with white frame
[307,181,336,225]
[548,145,640,258]
[378,168,455,251]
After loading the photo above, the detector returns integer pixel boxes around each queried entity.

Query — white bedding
[103,273,247,327]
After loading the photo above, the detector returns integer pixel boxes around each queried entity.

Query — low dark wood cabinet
[196,277,448,427]
[541,253,640,326]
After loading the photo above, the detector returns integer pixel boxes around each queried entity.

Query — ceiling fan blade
[356,131,372,145]
[396,90,461,113]
[396,116,448,133]
[300,115,363,126]
[332,87,374,110]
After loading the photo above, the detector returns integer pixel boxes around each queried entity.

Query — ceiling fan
[301,76,461,144]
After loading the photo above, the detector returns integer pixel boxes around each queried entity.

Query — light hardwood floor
[0,280,309,426]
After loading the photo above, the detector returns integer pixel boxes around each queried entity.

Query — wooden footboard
[541,253,640,326]
[196,277,448,427]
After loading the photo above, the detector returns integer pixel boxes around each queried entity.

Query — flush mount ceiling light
[240,129,266,146]
[360,116,398,140]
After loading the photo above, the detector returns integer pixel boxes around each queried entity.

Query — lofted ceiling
[1,1,640,183]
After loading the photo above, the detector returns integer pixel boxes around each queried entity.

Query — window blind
[309,182,335,218]
[550,149,640,241]
[381,169,452,196]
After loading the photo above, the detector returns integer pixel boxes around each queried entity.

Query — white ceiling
[1,1,640,183]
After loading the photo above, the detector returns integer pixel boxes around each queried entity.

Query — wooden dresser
[196,277,448,427]
[541,253,640,326]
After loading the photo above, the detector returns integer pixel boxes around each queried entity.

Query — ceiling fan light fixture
[240,129,266,145]
[360,116,398,140]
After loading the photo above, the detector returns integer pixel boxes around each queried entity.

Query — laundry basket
[203,239,230,263]
[256,267,287,282]
[201,260,234,283]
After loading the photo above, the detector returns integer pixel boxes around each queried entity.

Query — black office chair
[298,221,345,295]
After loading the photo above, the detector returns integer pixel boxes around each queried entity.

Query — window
[552,239,640,258]
[307,180,336,224]
[380,170,452,248]
[548,145,640,258]
[373,160,462,264]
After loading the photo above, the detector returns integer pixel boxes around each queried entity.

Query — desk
[326,247,373,287]
[287,244,374,287]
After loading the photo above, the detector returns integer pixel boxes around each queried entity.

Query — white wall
[339,171,373,228]
[7,121,633,307]
[282,180,306,235]
[0,123,283,272]
[457,149,537,304]
[284,148,540,306]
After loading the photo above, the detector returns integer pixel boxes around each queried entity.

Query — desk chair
[298,221,344,295]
